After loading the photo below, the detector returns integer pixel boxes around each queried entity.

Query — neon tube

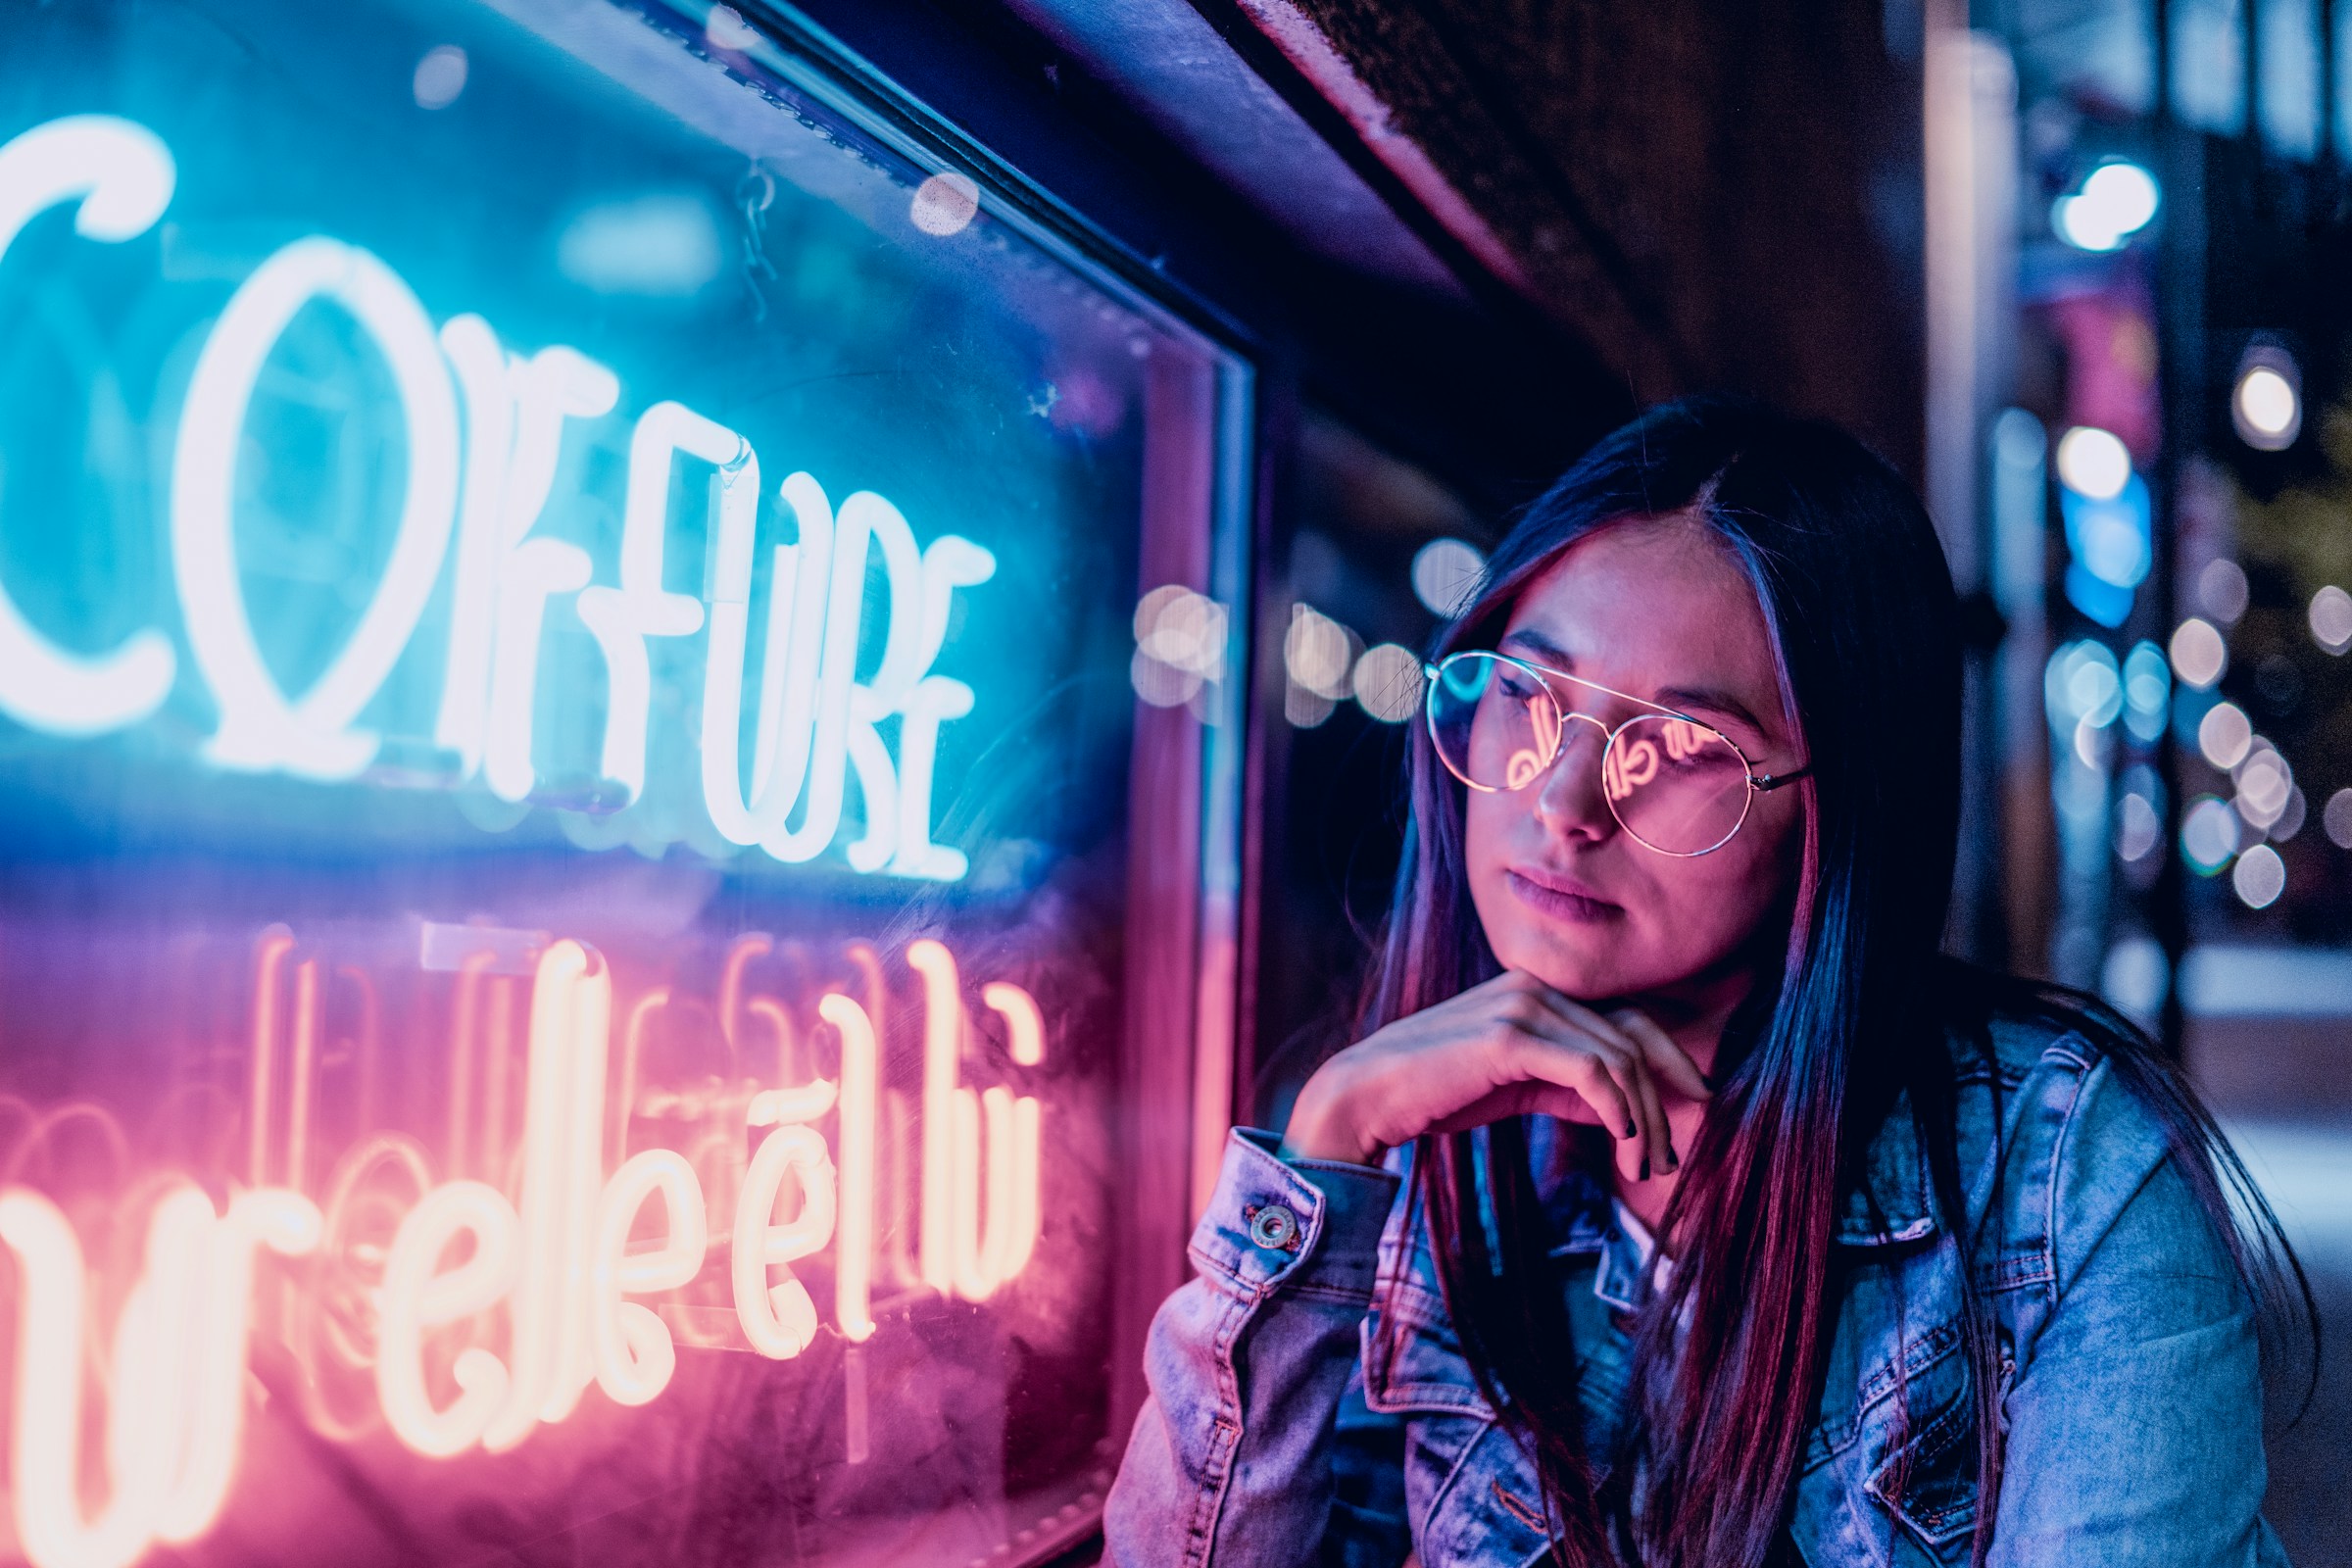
[171,235,460,779]
[483,941,591,1451]
[891,675,976,880]
[540,947,611,1426]
[286,958,319,1194]
[439,317,617,791]
[760,476,866,862]
[0,117,177,738]
[716,933,772,1052]
[157,1191,324,1543]
[589,1150,706,1406]
[906,939,961,1294]
[246,927,293,1188]
[577,402,738,802]
[702,473,828,846]
[374,1180,521,1458]
[435,314,513,778]
[821,992,877,1342]
[730,1124,836,1358]
[0,1187,198,1568]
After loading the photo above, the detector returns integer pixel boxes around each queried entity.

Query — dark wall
[1266,0,1927,476]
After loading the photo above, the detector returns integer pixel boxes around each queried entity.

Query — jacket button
[1247,1202,1300,1251]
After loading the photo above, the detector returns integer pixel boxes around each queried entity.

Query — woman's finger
[1494,1023,1639,1145]
[1610,1008,1714,1102]
[1625,1049,1669,1182]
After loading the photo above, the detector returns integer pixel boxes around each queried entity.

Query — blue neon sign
[0,0,1217,887]
[1,111,1008,879]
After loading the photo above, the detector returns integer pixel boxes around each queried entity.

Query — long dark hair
[1361,397,2314,1566]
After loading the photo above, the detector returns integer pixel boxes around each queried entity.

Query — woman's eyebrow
[1654,685,1770,738]
[1500,631,1774,738]
[1497,629,1571,664]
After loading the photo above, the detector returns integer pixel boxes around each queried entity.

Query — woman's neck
[1603,962,1757,1236]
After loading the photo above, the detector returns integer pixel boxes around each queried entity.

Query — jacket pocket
[1358,1282,1495,1418]
[1859,1348,1982,1560]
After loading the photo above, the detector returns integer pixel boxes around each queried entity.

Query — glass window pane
[0,1,1249,1563]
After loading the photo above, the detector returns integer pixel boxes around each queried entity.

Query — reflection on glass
[0,0,1247,1563]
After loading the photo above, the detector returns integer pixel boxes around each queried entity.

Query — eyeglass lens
[1426,653,1756,855]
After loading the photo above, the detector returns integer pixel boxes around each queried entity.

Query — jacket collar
[1534,1091,1939,1255]
[1834,1088,1937,1247]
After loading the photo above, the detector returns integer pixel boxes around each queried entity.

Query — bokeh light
[2123,640,2169,741]
[1131,585,1228,708]
[2181,795,2241,874]
[2054,425,2131,501]
[2115,790,2162,862]
[1351,644,1424,723]
[2198,701,2253,770]
[2309,585,2352,654]
[2327,787,2352,849]
[413,45,467,110]
[2053,161,2160,252]
[2169,617,2227,689]
[2231,843,2286,908]
[1410,538,1485,618]
[909,172,981,238]
[1284,603,1353,700]
[2232,745,2293,831]
[2198,559,2249,623]
[2231,345,2302,452]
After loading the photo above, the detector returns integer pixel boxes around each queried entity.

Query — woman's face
[1462,514,1808,1006]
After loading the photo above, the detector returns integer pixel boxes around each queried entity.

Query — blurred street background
[1160,2,2352,1554]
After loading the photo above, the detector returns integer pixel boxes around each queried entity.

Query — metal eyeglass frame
[1420,649,1813,857]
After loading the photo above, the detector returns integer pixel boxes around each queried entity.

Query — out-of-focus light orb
[1131,585,1228,707]
[2169,617,2227,689]
[1352,644,1424,723]
[2230,345,2302,452]
[2232,843,2286,908]
[1284,603,1354,700]
[909,172,980,238]
[413,45,468,110]
[1410,538,1486,618]
[2044,640,2123,730]
[2180,795,2240,874]
[2234,367,2300,448]
[706,4,761,48]
[2232,746,2292,829]
[2053,161,2159,252]
[2275,786,2308,842]
[2326,787,2352,849]
[2309,585,2352,654]
[1130,647,1198,708]
[2198,559,2249,624]
[1137,587,1227,678]
[558,194,723,296]
[2055,425,2131,501]
[2122,640,2171,741]
[2114,790,2163,862]
[2197,701,2252,769]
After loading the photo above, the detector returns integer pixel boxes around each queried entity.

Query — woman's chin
[1503,946,1643,1004]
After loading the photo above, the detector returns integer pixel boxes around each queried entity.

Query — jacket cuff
[1187,1128,1401,1300]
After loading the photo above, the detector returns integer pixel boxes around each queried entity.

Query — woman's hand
[1278,969,1712,1183]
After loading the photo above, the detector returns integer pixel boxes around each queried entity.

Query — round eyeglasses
[1422,650,1811,857]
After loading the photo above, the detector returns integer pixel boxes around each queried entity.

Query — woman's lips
[1505,866,1623,923]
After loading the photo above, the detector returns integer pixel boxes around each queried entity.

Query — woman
[1104,399,2309,1567]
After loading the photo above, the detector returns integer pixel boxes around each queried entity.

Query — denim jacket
[1104,1010,2287,1567]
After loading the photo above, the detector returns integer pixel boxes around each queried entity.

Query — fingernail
[1638,1157,1650,1181]
[1625,1120,1640,1139]
[1666,1149,1680,1172]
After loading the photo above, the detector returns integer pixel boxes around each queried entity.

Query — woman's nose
[1532,717,1616,842]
